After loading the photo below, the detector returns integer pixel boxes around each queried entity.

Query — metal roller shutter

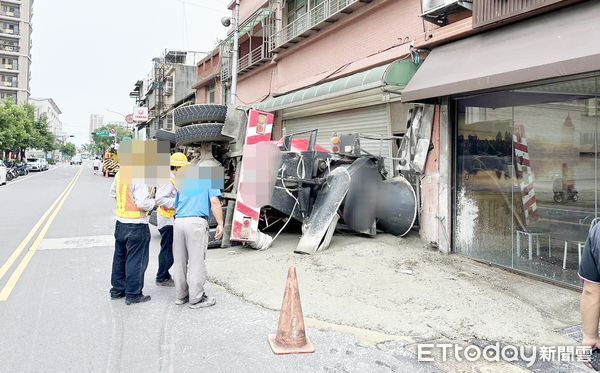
[283,104,392,172]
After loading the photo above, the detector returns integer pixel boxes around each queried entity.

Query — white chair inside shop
[563,241,585,270]
[559,218,599,271]
[516,230,550,260]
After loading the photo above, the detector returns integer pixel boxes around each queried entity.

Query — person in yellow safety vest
[109,168,156,305]
[154,152,189,287]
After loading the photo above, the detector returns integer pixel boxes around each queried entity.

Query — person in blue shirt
[172,164,223,309]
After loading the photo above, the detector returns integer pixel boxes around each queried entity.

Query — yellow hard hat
[170,152,189,167]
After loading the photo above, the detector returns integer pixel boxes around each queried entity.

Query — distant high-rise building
[0,0,33,104]
[89,114,104,142]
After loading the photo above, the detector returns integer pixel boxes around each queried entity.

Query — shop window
[455,75,600,287]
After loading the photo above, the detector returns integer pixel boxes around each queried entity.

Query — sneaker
[189,294,216,309]
[156,278,175,287]
[175,296,189,305]
[125,295,151,305]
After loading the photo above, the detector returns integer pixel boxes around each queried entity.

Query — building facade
[400,0,598,288]
[220,0,435,242]
[30,97,62,136]
[131,50,204,140]
[89,114,104,142]
[194,48,224,105]
[217,0,598,289]
[0,0,32,104]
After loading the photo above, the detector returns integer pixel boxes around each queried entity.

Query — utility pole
[230,0,240,105]
[152,57,164,131]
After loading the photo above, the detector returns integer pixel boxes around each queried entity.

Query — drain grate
[561,324,583,343]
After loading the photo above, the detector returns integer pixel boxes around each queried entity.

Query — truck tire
[174,104,227,127]
[154,129,176,145]
[175,123,230,145]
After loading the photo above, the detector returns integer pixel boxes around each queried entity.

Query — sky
[31,0,230,146]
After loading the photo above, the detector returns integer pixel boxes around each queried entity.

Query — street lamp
[104,108,135,129]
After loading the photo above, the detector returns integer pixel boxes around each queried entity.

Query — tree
[0,100,31,159]
[0,101,57,160]
[90,122,133,154]
[60,143,76,157]
[31,113,57,153]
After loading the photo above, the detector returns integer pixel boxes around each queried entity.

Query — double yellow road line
[0,168,82,301]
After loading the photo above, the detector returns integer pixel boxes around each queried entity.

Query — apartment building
[89,114,104,142]
[194,48,223,105]
[0,0,32,104]
[30,97,62,135]
[131,50,204,139]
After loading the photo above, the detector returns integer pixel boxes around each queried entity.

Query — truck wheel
[175,123,230,146]
[154,129,176,145]
[174,104,227,127]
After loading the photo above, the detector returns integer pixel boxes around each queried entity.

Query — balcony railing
[271,0,369,50]
[0,43,18,52]
[1,11,20,18]
[220,47,232,81]
[0,63,17,70]
[238,44,268,73]
[222,43,269,81]
[1,80,16,87]
[0,28,18,36]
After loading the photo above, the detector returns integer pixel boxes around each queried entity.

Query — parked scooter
[6,166,18,181]
[15,162,28,176]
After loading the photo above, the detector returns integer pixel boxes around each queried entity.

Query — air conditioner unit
[422,0,471,25]
[6,29,13,34]
[6,12,14,17]
[4,64,12,69]
[3,81,11,87]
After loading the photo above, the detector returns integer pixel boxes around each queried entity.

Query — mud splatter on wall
[456,188,478,254]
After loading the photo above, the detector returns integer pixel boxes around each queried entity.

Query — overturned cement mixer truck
[154,103,424,254]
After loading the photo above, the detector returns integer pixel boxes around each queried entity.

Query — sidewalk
[206,232,585,372]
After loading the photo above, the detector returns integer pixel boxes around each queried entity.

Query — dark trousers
[110,221,151,300]
[157,225,174,282]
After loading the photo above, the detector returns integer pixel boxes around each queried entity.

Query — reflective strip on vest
[116,173,143,219]
[157,177,176,219]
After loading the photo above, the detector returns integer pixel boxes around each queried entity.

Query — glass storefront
[454,75,600,286]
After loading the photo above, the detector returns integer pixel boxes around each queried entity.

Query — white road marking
[37,235,114,251]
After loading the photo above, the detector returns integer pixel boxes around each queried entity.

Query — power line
[173,0,229,14]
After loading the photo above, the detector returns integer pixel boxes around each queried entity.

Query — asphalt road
[0,163,437,373]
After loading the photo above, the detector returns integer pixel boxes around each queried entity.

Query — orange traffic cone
[268,266,315,355]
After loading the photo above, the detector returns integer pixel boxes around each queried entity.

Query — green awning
[222,8,272,46]
[253,60,418,112]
